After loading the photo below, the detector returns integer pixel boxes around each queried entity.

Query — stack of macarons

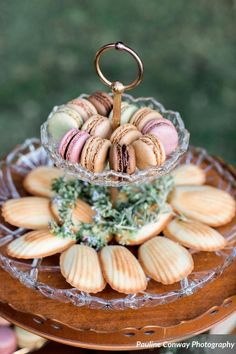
[48,91,113,142]
[47,91,179,174]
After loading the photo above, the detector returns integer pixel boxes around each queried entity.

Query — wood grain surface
[0,260,235,350]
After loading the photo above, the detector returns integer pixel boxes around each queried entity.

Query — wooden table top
[0,260,235,350]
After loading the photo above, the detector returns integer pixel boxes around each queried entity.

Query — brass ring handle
[95,42,144,91]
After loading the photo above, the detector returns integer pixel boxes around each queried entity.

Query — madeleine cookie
[116,207,173,245]
[133,134,166,169]
[170,185,236,227]
[164,218,226,251]
[80,136,111,173]
[138,237,194,284]
[7,230,75,259]
[100,246,147,294]
[2,197,53,229]
[171,164,206,185]
[23,166,64,198]
[51,198,95,229]
[60,245,106,293]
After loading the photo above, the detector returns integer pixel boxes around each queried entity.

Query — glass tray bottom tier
[0,138,235,310]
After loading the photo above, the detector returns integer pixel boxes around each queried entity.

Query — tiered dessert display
[0,43,235,315]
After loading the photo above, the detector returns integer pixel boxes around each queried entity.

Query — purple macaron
[58,128,90,163]
[142,118,179,156]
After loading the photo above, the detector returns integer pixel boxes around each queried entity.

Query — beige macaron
[110,123,141,145]
[130,107,163,131]
[82,114,112,139]
[80,136,111,173]
[67,98,97,121]
[133,134,166,169]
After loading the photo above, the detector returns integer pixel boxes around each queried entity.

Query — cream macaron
[67,98,97,121]
[80,136,111,173]
[130,107,163,131]
[82,114,112,139]
[133,134,166,169]
[110,123,141,145]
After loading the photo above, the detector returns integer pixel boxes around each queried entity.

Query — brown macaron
[80,136,111,173]
[133,134,166,169]
[110,123,142,145]
[87,91,113,116]
[109,143,136,175]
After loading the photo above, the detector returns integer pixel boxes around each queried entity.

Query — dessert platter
[0,42,235,349]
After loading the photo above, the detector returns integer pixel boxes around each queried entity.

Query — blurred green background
[0,0,235,163]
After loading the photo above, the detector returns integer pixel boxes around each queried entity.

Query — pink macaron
[0,327,17,354]
[142,118,178,156]
[58,128,90,163]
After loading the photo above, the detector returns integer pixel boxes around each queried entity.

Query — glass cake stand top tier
[41,94,190,186]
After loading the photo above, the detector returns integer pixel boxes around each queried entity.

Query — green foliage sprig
[50,175,174,249]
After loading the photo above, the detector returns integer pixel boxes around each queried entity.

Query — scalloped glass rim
[0,138,235,310]
[41,93,190,186]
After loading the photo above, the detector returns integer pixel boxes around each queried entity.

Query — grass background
[0,0,235,163]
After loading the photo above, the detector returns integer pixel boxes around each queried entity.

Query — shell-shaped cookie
[170,186,235,227]
[116,208,173,245]
[69,199,96,224]
[100,246,147,294]
[60,245,106,293]
[164,218,226,251]
[138,237,194,284]
[2,197,53,229]
[23,166,64,197]
[51,199,112,242]
[51,198,95,229]
[171,164,206,185]
[7,230,75,259]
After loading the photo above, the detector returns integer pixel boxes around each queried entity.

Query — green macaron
[48,105,84,143]
[109,102,138,125]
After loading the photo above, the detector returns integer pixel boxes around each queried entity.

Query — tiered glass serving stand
[0,43,235,311]
[0,94,235,310]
